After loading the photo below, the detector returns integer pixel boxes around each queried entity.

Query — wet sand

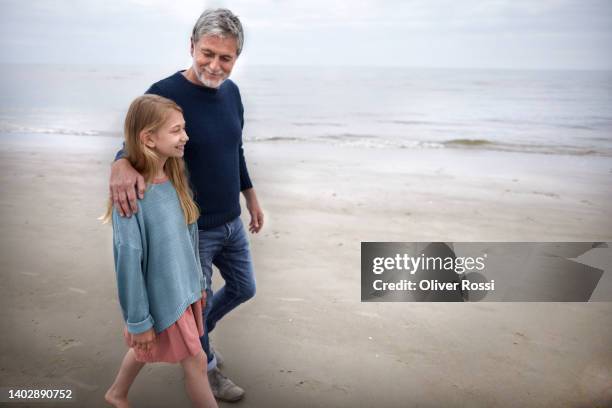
[1,133,611,407]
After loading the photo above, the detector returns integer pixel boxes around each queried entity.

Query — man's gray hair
[192,8,244,56]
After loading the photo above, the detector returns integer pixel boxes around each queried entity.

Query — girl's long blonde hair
[101,94,200,224]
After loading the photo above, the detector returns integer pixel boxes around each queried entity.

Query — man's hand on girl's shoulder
[110,158,146,217]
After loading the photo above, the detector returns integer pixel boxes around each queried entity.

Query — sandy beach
[1,132,611,407]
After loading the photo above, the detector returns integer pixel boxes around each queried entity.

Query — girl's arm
[113,209,155,334]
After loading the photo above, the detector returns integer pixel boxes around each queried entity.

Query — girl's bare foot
[104,388,130,408]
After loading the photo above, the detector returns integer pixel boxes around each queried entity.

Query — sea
[1,64,611,157]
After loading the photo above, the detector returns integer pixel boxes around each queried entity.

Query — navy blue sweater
[118,71,253,229]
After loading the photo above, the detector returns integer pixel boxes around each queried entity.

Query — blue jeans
[198,217,256,370]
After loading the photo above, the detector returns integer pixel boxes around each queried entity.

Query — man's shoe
[208,367,245,402]
[210,346,224,367]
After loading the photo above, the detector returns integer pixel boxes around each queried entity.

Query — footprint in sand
[57,338,82,352]
[532,191,560,199]
[68,287,87,294]
[512,331,528,345]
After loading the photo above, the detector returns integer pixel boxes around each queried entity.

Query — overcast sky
[1,0,611,69]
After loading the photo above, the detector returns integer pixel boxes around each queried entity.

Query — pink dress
[124,293,206,363]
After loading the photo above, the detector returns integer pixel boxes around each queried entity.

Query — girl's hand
[132,328,156,352]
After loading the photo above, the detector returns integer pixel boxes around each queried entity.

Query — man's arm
[238,146,263,233]
[109,80,162,217]
[236,85,263,233]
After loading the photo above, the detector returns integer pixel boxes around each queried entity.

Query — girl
[102,95,218,408]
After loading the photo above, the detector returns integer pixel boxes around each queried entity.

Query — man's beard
[194,65,228,89]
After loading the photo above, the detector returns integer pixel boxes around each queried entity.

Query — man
[110,8,262,402]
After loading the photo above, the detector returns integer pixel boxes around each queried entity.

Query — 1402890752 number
[8,389,73,399]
